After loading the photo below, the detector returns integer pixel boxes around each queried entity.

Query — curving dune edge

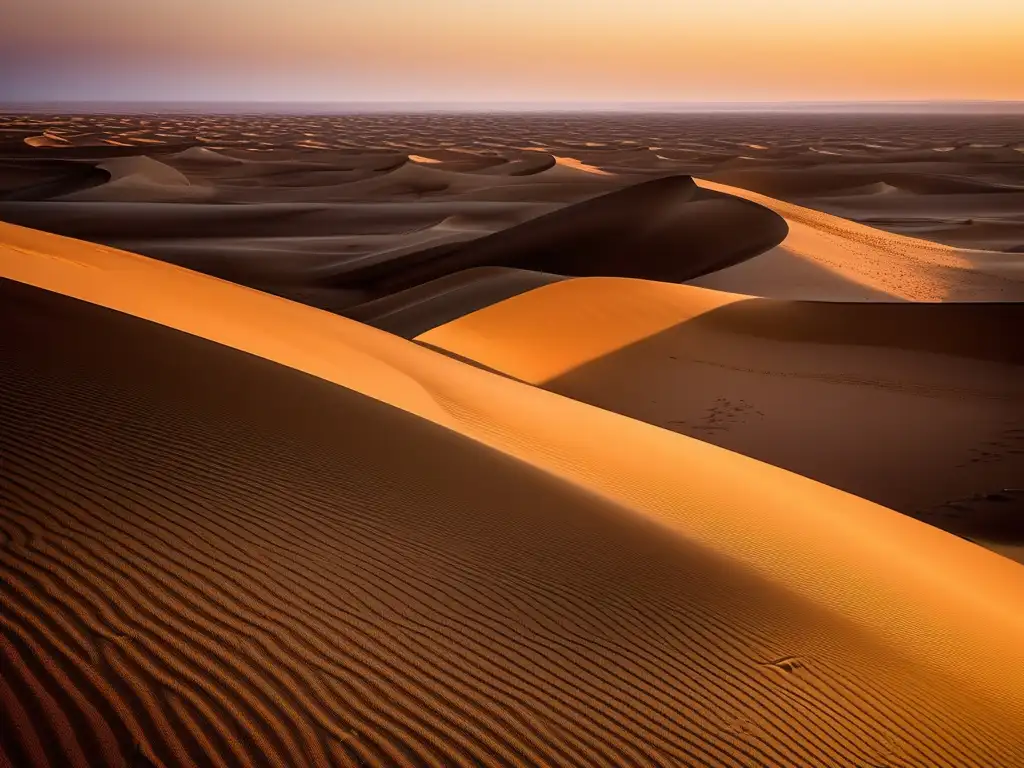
[2,220,1024,767]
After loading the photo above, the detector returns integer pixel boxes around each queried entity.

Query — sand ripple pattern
[2,278,1024,767]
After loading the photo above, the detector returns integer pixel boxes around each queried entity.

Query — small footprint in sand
[669,397,765,434]
[956,424,1024,467]
[757,655,806,674]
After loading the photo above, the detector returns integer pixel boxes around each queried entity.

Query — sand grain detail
[2,275,1024,767]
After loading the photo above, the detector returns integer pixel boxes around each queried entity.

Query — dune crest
[689,179,1024,301]
[3,224,1024,711]
[169,146,242,165]
[338,176,788,302]
[24,135,70,148]
[56,156,212,203]
[418,276,1023,544]
[551,155,613,176]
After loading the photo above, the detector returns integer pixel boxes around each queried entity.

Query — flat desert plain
[1,111,1023,767]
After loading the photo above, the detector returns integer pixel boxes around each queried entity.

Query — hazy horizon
[5,100,1024,116]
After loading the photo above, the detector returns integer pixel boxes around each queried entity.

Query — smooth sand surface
[334,176,787,299]
[56,156,213,203]
[688,180,1024,301]
[419,278,1024,556]
[346,266,566,338]
[3,223,1024,767]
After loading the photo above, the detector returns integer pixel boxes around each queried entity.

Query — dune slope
[419,277,1024,553]
[0,173,785,316]
[3,224,1024,767]
[345,175,787,295]
[688,180,1024,301]
[345,266,566,338]
[0,159,111,202]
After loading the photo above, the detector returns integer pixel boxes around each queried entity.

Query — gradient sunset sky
[3,0,1022,104]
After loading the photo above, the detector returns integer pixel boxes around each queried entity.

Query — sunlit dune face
[551,156,613,175]
[520,147,615,175]
[4,219,1024,743]
[691,178,1009,302]
[420,279,748,382]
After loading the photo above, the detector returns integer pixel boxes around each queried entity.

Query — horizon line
[4,99,1024,115]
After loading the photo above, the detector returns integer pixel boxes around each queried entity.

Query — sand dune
[347,266,565,337]
[24,132,72,148]
[475,152,557,176]
[0,174,786,314]
[814,181,903,197]
[3,222,1024,768]
[9,141,198,161]
[0,198,550,312]
[710,166,1024,198]
[169,146,244,165]
[56,156,212,203]
[2,111,1023,766]
[5,139,1017,314]
[918,219,1024,253]
[805,192,1024,252]
[446,180,617,204]
[688,179,1024,301]
[703,161,1024,250]
[541,156,617,178]
[0,159,110,201]
[325,155,629,202]
[0,200,454,241]
[523,150,614,177]
[418,277,1024,549]
[344,176,787,296]
[7,112,1019,314]
[320,159,513,200]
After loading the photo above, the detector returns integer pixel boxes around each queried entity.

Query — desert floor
[1,111,1023,767]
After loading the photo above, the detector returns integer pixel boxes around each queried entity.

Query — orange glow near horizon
[3,0,1022,102]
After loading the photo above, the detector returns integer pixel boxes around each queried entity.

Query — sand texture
[3,220,1024,767]
[419,278,1024,559]
[688,179,1021,301]
[2,111,1024,767]
[2,112,1022,315]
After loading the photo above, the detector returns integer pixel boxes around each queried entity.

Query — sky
[2,0,1022,104]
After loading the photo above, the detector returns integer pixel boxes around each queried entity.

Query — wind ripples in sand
[2,257,1024,766]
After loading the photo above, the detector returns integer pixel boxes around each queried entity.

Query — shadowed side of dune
[3,276,1024,768]
[685,298,1024,365]
[0,201,454,241]
[418,277,1024,543]
[0,157,788,327]
[345,266,567,337]
[332,175,789,296]
[2,142,201,160]
[478,152,557,176]
[52,156,213,203]
[0,160,112,201]
[404,151,558,177]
